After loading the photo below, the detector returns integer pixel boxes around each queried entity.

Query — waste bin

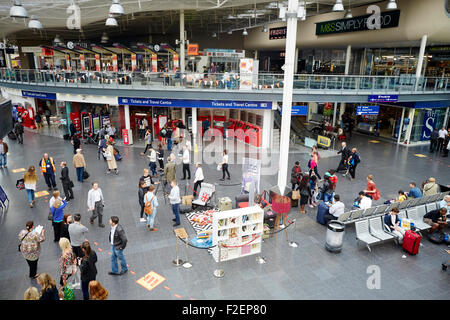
[325,220,345,253]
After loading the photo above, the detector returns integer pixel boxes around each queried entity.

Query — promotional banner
[131,54,137,71]
[241,158,261,194]
[420,110,437,141]
[95,54,100,71]
[239,58,254,90]
[66,55,71,71]
[112,54,118,72]
[151,54,157,72]
[173,54,179,71]
[187,44,199,56]
[80,54,85,71]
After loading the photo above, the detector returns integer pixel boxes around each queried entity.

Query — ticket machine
[248,125,262,147]
[81,112,92,138]
[212,114,226,137]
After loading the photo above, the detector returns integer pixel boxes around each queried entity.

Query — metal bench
[355,219,382,252]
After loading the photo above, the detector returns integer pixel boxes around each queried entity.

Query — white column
[277,0,299,195]
[182,108,186,125]
[254,50,258,60]
[124,104,133,145]
[192,107,198,152]
[294,48,299,73]
[404,108,415,144]
[415,35,427,91]
[262,109,273,150]
[179,10,186,73]
[308,102,317,123]
[344,45,351,75]
[397,107,405,145]
[332,102,338,127]
[443,107,449,129]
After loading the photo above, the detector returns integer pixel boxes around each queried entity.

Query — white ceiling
[0,0,384,40]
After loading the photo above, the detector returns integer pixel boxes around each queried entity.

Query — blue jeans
[149,162,157,176]
[0,153,6,167]
[147,207,157,228]
[76,167,84,182]
[167,138,172,151]
[172,203,180,224]
[26,189,35,204]
[111,245,127,274]
[324,193,333,203]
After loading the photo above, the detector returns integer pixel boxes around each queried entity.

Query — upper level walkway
[1,68,449,103]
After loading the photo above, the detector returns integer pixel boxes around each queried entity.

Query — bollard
[172,236,183,266]
[213,242,225,278]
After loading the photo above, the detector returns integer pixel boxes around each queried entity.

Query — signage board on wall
[187,44,199,56]
[269,27,287,40]
[315,10,400,36]
[368,94,398,102]
[22,90,56,100]
[118,97,272,110]
[280,105,308,116]
[356,105,380,115]
[420,110,437,141]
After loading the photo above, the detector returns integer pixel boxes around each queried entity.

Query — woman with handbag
[144,185,159,231]
[18,221,45,279]
[23,166,38,208]
[364,174,380,201]
[290,161,302,191]
[58,237,77,287]
[80,241,97,300]
[105,141,119,175]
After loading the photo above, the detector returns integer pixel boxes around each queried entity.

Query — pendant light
[332,0,344,12]
[344,8,352,18]
[242,28,248,36]
[386,0,397,10]
[261,25,267,32]
[54,34,63,46]
[105,14,118,27]
[212,32,217,38]
[109,0,125,16]
[10,0,28,18]
[227,29,232,35]
[28,16,43,29]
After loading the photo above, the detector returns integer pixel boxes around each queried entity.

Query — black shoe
[173,223,180,227]
[99,224,105,228]
[219,178,224,181]
[108,271,121,276]
[227,177,231,180]
[172,218,177,222]
[90,219,94,224]
[70,196,74,200]
[120,270,128,275]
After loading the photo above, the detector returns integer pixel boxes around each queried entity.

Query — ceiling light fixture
[212,32,217,38]
[105,14,118,27]
[10,0,28,18]
[109,0,125,16]
[242,28,248,36]
[28,15,43,29]
[332,0,344,12]
[386,0,397,10]
[53,34,63,46]
[344,8,352,18]
[227,29,232,35]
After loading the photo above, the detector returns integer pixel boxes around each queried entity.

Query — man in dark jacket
[429,128,439,153]
[14,121,24,144]
[59,162,74,201]
[72,135,81,155]
[336,142,351,173]
[108,216,128,275]
[424,207,448,233]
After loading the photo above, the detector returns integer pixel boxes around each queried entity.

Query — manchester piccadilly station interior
[0,0,449,312]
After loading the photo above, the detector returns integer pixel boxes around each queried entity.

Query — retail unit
[212,205,264,262]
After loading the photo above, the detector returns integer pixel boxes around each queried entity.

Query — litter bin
[325,220,345,253]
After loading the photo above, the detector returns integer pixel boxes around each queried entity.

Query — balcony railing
[0,68,448,93]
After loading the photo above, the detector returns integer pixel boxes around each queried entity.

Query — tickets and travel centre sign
[22,90,56,100]
[356,105,380,116]
[118,97,272,110]
[316,10,400,35]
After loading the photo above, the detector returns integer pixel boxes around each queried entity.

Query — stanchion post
[213,242,225,278]
[182,234,192,269]
[172,235,184,266]
[288,218,299,248]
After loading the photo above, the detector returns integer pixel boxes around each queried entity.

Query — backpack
[160,128,167,137]
[428,231,445,244]
[144,196,156,215]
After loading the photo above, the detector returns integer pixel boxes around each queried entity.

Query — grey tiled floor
[0,130,449,300]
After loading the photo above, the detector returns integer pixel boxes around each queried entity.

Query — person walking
[310,146,322,180]
[18,221,45,279]
[138,118,145,140]
[59,162,74,201]
[71,135,81,155]
[140,128,153,155]
[336,141,351,173]
[68,213,89,259]
[80,241,97,300]
[144,185,158,231]
[34,113,42,132]
[0,138,8,168]
[157,143,164,171]
[89,281,108,300]
[138,181,147,223]
[14,120,24,144]
[164,153,176,192]
[168,180,181,227]
[147,146,157,176]
[50,199,67,242]
[220,149,230,181]
[364,175,380,201]
[345,148,361,180]
[193,163,204,196]
[299,175,310,214]
[39,153,57,191]
[429,127,439,153]
[108,216,128,275]
[181,144,191,180]
[23,166,38,208]
[58,237,77,287]
[73,149,86,182]
[166,125,173,151]
[437,127,448,153]
[37,273,59,300]
[87,182,105,228]
[44,108,51,127]
[105,141,119,174]
[98,134,107,160]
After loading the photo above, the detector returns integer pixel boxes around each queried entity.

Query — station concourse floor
[0,130,449,300]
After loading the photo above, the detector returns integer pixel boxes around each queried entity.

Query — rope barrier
[187,184,198,195]
[176,235,217,250]
[270,220,295,235]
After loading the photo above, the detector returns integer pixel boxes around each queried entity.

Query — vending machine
[70,112,82,138]
[81,112,92,138]
[212,113,226,137]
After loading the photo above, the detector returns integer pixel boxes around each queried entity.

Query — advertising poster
[66,55,71,71]
[112,54,118,72]
[241,157,261,194]
[95,54,101,71]
[239,58,253,90]
[131,54,137,72]
[151,54,157,72]
[80,54,85,71]
[420,110,437,141]
[173,54,179,71]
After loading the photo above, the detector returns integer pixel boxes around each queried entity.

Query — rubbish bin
[325,220,345,253]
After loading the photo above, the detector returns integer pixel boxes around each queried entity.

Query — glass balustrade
[0,68,448,93]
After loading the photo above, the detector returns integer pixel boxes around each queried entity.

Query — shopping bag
[16,179,25,190]
[291,190,300,200]
[182,195,194,205]
[63,282,75,300]
[71,267,81,290]
[82,170,90,180]
[217,164,222,171]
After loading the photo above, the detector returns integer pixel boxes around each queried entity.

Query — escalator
[274,108,316,140]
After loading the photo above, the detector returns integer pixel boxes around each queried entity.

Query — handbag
[18,231,30,252]
[48,210,53,221]
[16,179,25,190]
[82,170,89,180]
[69,180,74,188]
[71,267,81,290]
[291,190,300,200]
[217,164,222,171]
[63,283,75,300]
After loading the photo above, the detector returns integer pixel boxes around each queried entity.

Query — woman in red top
[364,174,380,201]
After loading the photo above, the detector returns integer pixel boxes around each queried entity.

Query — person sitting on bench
[384,207,405,244]
[423,207,448,234]
[323,194,345,225]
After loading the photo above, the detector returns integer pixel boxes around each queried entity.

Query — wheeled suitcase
[7,131,16,140]
[218,197,232,211]
[316,201,329,225]
[402,230,421,255]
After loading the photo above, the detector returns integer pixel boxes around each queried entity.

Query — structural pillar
[262,109,273,149]
[404,108,415,145]
[332,102,338,127]
[344,45,351,75]
[124,104,133,144]
[294,48,299,73]
[397,107,405,145]
[192,107,198,152]
[277,0,299,195]
[179,10,186,73]
[443,107,449,129]
[414,35,427,91]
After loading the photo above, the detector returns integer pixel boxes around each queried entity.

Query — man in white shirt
[147,147,157,176]
[168,180,181,226]
[439,195,450,210]
[87,182,105,228]
[324,194,345,225]
[193,163,204,197]
[438,127,448,152]
[144,185,158,231]
[181,145,191,180]
[357,191,372,209]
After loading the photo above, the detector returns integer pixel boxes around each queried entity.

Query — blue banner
[356,105,379,115]
[22,90,56,100]
[368,95,398,102]
[280,105,308,115]
[420,110,437,141]
[118,97,272,110]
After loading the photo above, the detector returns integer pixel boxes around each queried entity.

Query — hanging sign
[151,54,157,72]
[269,27,287,40]
[112,54,118,72]
[80,54,85,71]
[173,54,179,71]
[187,44,199,56]
[356,105,380,115]
[95,54,101,71]
[368,94,398,102]
[131,54,137,71]
[65,55,71,71]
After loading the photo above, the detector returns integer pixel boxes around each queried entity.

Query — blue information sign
[368,95,398,102]
[356,105,379,115]
[22,90,56,100]
[420,110,437,141]
[280,105,308,116]
[118,97,272,110]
